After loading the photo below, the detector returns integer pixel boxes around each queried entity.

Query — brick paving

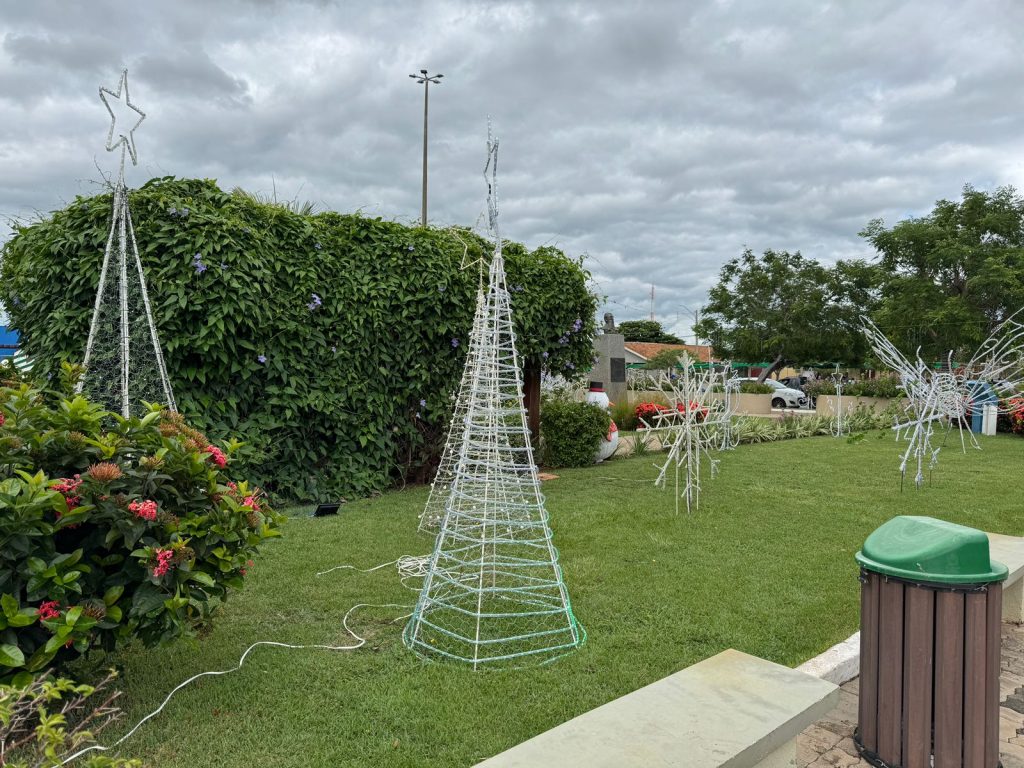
[798,622,1024,767]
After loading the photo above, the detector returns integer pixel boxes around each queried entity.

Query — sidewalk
[797,622,1024,767]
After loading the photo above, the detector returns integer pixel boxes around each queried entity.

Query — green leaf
[0,643,25,667]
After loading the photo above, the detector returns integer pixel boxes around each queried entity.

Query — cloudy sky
[1,1,1022,339]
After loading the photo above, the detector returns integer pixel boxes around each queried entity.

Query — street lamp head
[420,69,427,75]
[436,74,444,79]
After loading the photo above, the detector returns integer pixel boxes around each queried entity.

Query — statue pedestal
[592,334,627,408]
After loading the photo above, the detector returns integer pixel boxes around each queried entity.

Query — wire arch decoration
[76,69,176,417]
[862,313,1024,488]
[403,126,585,668]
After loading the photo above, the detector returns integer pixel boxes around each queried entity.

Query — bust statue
[602,312,616,333]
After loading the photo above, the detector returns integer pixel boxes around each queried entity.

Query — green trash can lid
[855,516,1008,584]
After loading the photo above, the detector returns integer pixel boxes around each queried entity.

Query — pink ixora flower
[152,549,174,578]
[51,475,83,510]
[204,445,228,468]
[37,600,61,621]
[129,499,158,521]
[242,495,260,511]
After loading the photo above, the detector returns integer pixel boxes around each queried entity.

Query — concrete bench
[474,649,838,768]
[988,532,1024,623]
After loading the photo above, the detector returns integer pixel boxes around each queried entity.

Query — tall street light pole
[409,69,443,227]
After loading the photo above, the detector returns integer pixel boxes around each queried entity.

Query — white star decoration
[99,69,145,167]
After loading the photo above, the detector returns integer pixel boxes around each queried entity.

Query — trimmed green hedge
[540,400,610,468]
[1,178,598,501]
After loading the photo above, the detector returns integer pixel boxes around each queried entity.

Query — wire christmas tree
[77,69,176,417]
[417,283,486,533]
[404,130,585,668]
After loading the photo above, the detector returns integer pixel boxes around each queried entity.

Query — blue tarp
[0,326,18,358]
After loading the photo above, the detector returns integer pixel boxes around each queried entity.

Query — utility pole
[649,284,655,321]
[409,69,443,227]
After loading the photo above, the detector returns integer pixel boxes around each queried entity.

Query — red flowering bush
[0,382,284,681]
[634,401,670,428]
[1007,398,1024,434]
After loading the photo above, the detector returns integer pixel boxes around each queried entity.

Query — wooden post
[902,585,934,768]
[876,577,905,765]
[859,571,880,752]
[934,591,965,768]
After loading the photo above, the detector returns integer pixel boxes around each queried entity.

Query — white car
[736,377,809,409]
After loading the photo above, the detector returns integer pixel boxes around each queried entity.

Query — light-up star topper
[99,69,145,168]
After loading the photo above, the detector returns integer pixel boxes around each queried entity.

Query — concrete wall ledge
[474,649,838,768]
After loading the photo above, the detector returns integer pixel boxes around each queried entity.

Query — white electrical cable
[58,599,411,765]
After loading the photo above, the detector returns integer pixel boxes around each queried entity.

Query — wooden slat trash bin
[855,516,1008,768]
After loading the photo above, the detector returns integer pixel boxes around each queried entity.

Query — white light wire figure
[829,365,851,437]
[642,354,735,513]
[77,69,175,416]
[403,128,584,668]
[862,313,1024,488]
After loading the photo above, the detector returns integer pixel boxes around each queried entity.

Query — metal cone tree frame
[403,130,584,668]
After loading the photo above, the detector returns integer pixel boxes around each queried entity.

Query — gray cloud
[1,0,1023,341]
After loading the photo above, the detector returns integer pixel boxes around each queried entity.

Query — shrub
[1,178,599,501]
[0,670,140,767]
[845,376,902,398]
[541,400,610,468]
[609,399,636,431]
[738,381,773,395]
[0,381,283,679]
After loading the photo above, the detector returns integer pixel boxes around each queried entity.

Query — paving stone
[816,747,864,767]
[1002,708,1024,741]
[1002,740,1024,768]
[834,737,860,759]
[802,725,843,750]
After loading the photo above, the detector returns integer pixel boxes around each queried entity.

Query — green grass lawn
[102,433,1024,767]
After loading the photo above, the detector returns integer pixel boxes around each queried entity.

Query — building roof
[624,342,714,363]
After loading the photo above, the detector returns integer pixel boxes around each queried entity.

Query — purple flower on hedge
[192,253,207,274]
[407,244,415,251]
[331,345,338,353]
[558,335,569,345]
[451,338,460,348]
[257,354,267,364]
[220,262,228,271]
[542,351,549,359]
[168,207,177,216]
[307,293,322,311]
[420,399,427,408]
[572,318,583,332]
[314,242,323,251]
[564,361,575,370]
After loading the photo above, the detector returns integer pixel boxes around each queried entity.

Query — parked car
[778,375,807,391]
[736,377,809,409]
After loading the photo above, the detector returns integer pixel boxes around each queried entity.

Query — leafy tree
[694,249,875,380]
[617,319,682,344]
[644,348,684,370]
[861,184,1024,360]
